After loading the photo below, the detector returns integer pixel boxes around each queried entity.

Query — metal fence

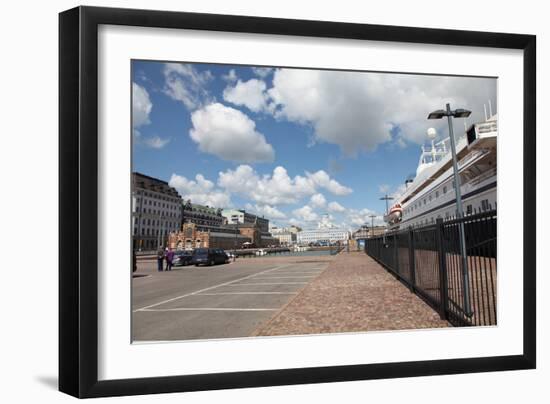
[365,210,497,327]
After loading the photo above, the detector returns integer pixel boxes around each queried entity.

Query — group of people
[156,246,174,272]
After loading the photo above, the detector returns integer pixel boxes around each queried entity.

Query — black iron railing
[365,210,497,327]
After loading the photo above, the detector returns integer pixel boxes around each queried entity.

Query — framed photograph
[59,6,536,398]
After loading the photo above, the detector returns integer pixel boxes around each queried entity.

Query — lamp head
[428,109,446,119]
[453,109,472,118]
[427,127,437,139]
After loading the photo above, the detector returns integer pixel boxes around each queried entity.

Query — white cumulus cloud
[245,203,287,220]
[222,68,238,83]
[293,205,319,222]
[162,63,213,110]
[189,103,275,163]
[328,201,346,213]
[267,68,496,153]
[309,193,326,208]
[306,170,352,196]
[142,135,170,149]
[169,173,230,208]
[223,79,269,113]
[217,165,351,206]
[218,165,314,205]
[251,67,274,78]
[346,208,381,227]
[132,82,152,128]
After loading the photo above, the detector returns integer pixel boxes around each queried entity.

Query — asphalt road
[132,254,332,341]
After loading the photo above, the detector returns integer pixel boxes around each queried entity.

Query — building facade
[132,172,182,251]
[221,209,269,233]
[270,225,300,246]
[230,223,279,248]
[352,225,370,240]
[297,227,350,245]
[182,200,224,227]
[296,214,350,245]
[273,232,296,246]
[168,223,250,251]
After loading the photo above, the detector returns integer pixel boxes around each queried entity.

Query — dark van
[191,248,229,266]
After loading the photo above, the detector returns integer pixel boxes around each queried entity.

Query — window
[436,191,439,198]
[481,199,490,211]
[429,195,432,202]
[443,186,447,194]
[466,204,473,215]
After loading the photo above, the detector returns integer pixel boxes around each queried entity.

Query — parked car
[192,248,229,266]
[172,250,193,267]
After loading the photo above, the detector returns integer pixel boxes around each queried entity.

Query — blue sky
[132,60,496,229]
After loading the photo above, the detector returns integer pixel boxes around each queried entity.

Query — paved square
[132,255,331,341]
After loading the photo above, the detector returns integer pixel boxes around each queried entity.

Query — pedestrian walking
[165,247,174,271]
[156,247,164,272]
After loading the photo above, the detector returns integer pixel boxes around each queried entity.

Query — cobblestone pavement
[253,251,450,336]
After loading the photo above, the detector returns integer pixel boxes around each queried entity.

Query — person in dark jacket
[165,248,174,271]
[156,247,164,272]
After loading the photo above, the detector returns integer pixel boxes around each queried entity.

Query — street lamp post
[369,214,376,238]
[379,195,393,246]
[428,103,473,316]
[380,194,394,215]
[233,224,237,262]
[157,215,165,250]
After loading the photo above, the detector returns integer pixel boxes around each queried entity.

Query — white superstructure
[297,215,350,244]
[386,115,497,229]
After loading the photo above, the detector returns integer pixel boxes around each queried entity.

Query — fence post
[408,227,416,292]
[436,218,449,321]
[393,234,399,276]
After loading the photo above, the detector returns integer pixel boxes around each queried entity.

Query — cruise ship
[384,114,497,230]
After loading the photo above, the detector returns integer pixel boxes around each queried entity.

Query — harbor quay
[254,251,448,336]
[132,251,448,341]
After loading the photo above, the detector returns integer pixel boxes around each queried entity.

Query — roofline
[132,171,170,186]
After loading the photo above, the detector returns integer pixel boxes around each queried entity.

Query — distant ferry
[384,114,497,229]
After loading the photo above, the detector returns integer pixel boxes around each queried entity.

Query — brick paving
[253,251,449,336]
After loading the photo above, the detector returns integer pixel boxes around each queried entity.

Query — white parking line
[134,264,290,312]
[140,307,278,312]
[267,272,322,275]
[252,276,316,279]
[197,292,297,295]
[228,282,308,286]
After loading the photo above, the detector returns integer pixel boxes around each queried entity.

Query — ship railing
[467,166,497,187]
[475,121,498,135]
[364,209,497,327]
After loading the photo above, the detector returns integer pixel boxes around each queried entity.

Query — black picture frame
[59,6,536,398]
